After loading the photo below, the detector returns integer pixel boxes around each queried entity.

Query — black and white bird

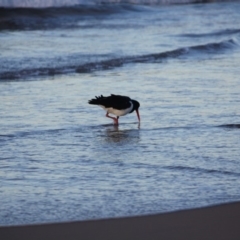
[88,94,140,125]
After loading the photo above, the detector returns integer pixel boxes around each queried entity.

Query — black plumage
[89,94,132,110]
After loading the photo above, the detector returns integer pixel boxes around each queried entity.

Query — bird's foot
[113,116,119,125]
[113,118,119,125]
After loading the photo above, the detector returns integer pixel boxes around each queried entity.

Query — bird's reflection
[91,123,140,162]
[103,123,140,144]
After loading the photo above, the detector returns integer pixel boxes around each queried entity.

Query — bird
[88,94,140,125]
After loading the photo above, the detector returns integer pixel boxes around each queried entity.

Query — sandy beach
[1,201,240,240]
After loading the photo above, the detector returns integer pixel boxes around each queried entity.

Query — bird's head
[131,100,140,122]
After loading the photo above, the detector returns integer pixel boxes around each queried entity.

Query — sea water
[0,0,240,226]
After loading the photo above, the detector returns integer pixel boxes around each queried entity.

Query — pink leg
[106,113,119,125]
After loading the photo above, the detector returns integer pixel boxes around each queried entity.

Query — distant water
[1,0,240,226]
[0,0,233,8]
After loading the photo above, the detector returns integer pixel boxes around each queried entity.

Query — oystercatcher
[88,94,140,125]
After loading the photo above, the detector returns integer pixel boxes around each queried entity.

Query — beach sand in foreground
[1,201,240,240]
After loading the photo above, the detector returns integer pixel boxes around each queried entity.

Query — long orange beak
[136,109,140,122]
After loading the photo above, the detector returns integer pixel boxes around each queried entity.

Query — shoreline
[1,201,240,240]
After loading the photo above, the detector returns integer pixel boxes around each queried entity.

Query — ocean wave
[164,165,240,177]
[0,39,238,81]
[0,5,131,31]
[0,1,235,31]
[218,124,240,129]
[180,28,240,38]
[0,0,230,8]
[0,128,67,141]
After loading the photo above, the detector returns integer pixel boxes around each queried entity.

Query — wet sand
[1,201,240,240]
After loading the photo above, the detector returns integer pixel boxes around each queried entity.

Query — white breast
[100,101,133,117]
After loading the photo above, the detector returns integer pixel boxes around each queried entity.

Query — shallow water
[1,1,240,226]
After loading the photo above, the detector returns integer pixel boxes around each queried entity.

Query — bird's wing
[88,94,131,110]
[108,94,132,110]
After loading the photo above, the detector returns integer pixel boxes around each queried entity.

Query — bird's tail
[88,95,105,105]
